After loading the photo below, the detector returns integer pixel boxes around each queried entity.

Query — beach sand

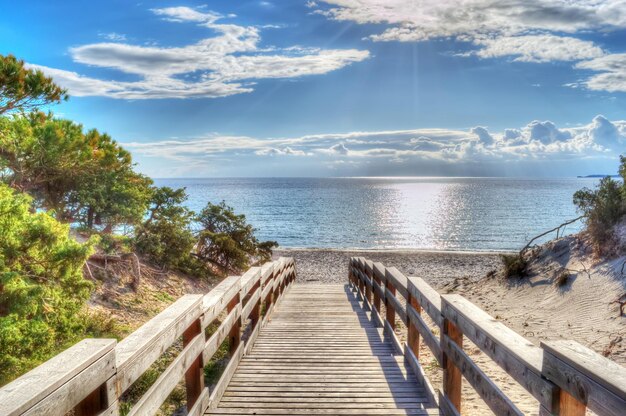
[274,244,626,415]
[274,248,504,288]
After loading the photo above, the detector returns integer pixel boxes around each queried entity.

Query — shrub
[500,253,527,278]
[196,201,277,273]
[573,156,626,256]
[0,184,96,385]
[133,187,199,273]
[554,270,570,287]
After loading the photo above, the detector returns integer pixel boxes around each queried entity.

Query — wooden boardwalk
[206,284,438,415]
[3,257,625,416]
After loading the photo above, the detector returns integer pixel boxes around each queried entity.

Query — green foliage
[0,184,96,385]
[573,157,626,255]
[133,187,198,272]
[69,129,153,231]
[500,253,527,278]
[195,201,277,273]
[0,113,152,229]
[0,54,68,114]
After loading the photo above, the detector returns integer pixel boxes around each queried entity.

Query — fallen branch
[520,215,585,255]
[610,293,626,316]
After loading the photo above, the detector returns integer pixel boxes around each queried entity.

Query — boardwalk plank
[206,284,437,416]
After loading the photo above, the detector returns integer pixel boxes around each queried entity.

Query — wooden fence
[0,257,296,416]
[348,256,626,416]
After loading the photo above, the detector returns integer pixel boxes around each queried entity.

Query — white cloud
[575,53,626,92]
[312,0,626,92]
[256,147,308,156]
[473,34,604,63]
[151,7,221,24]
[99,32,127,42]
[315,0,626,42]
[470,126,495,145]
[30,6,369,100]
[327,143,349,155]
[524,120,572,144]
[125,116,626,173]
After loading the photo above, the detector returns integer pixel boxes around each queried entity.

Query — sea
[153,177,599,252]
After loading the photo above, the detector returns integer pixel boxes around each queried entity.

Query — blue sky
[1,0,625,177]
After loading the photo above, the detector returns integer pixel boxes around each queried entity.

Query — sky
[1,0,625,177]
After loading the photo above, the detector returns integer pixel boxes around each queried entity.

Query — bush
[133,187,199,273]
[0,184,96,385]
[196,201,277,273]
[573,156,626,255]
[500,253,527,278]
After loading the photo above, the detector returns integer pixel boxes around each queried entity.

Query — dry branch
[520,215,585,255]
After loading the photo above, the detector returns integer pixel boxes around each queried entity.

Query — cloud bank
[312,0,626,92]
[124,115,626,176]
[28,7,369,99]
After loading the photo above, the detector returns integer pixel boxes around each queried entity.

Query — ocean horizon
[154,176,599,252]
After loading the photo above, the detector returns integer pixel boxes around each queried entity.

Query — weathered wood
[0,339,116,416]
[441,334,523,416]
[208,284,437,415]
[372,262,383,312]
[241,285,261,320]
[541,340,626,416]
[385,280,397,330]
[404,344,438,405]
[240,267,262,299]
[371,278,386,303]
[384,319,404,355]
[227,292,241,356]
[23,349,116,416]
[127,331,205,416]
[559,390,587,416]
[442,318,462,414]
[385,287,407,325]
[439,391,461,416]
[201,276,241,329]
[407,303,441,363]
[372,262,386,282]
[407,276,442,326]
[208,343,245,409]
[116,294,203,392]
[188,387,210,416]
[385,267,409,299]
[203,305,242,363]
[407,296,421,358]
[442,294,557,410]
[184,318,204,410]
[364,260,374,306]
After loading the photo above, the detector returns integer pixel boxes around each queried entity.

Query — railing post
[540,340,626,416]
[372,263,383,313]
[407,295,421,358]
[228,292,241,354]
[385,279,396,330]
[357,260,365,300]
[442,317,462,413]
[75,386,107,416]
[183,318,204,409]
[262,268,273,320]
[364,261,373,308]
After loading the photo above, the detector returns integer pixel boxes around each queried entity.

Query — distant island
[577,174,621,178]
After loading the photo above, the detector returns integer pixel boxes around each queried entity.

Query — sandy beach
[274,248,504,288]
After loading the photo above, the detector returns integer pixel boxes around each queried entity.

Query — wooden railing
[349,256,626,416]
[0,257,296,416]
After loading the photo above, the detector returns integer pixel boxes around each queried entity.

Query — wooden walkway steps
[206,284,439,415]
[2,257,625,416]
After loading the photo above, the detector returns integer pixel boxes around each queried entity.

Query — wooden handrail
[0,257,297,416]
[349,256,626,416]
